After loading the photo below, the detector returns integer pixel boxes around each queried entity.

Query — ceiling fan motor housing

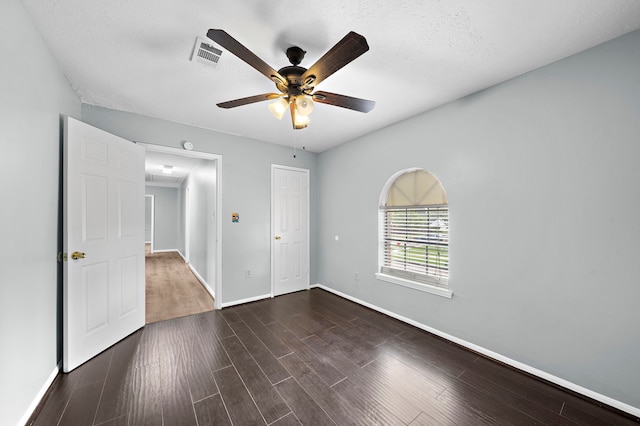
[272,46,316,95]
[286,46,306,66]
[275,65,306,94]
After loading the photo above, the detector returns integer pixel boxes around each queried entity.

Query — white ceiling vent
[191,37,222,67]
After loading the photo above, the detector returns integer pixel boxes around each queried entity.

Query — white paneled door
[272,165,309,296]
[63,117,145,372]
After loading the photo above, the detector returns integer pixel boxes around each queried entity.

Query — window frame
[376,169,453,299]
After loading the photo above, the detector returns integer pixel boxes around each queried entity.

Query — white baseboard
[221,293,271,308]
[20,364,60,426]
[152,248,180,254]
[188,263,215,300]
[311,283,640,419]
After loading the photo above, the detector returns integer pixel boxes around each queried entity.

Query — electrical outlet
[354,272,359,281]
[245,269,252,278]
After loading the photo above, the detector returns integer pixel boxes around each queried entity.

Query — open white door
[63,117,145,373]
[272,165,309,296]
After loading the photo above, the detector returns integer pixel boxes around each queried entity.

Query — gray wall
[145,186,180,251]
[0,0,81,424]
[145,195,153,242]
[317,30,640,409]
[81,105,318,305]
[183,159,217,285]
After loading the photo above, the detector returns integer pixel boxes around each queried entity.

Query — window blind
[381,205,449,284]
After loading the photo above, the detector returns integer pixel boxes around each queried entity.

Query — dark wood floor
[29,289,637,425]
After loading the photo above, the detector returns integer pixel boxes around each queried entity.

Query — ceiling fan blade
[207,29,286,86]
[301,32,369,88]
[312,91,375,113]
[217,93,282,109]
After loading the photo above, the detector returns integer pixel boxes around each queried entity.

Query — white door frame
[138,143,222,310]
[271,164,310,297]
[184,186,191,263]
[145,194,155,253]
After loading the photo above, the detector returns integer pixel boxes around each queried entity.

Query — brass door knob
[274,236,281,240]
[71,251,86,260]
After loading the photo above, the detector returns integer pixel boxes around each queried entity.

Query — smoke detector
[191,37,222,67]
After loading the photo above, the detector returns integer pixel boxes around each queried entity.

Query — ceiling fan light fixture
[269,98,289,120]
[295,95,314,116]
[293,113,310,129]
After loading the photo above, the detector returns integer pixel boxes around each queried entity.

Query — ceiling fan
[206,29,375,130]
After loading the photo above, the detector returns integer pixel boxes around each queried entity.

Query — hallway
[145,250,214,323]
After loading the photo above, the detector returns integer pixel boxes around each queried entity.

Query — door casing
[139,143,222,309]
[145,194,155,253]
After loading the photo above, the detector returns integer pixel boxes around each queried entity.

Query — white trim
[137,142,220,160]
[310,283,640,419]
[145,194,155,253]
[188,262,215,300]
[270,164,310,298]
[138,143,223,310]
[145,181,184,189]
[375,272,453,298]
[19,364,60,426]
[176,249,187,262]
[184,186,191,263]
[220,293,271,308]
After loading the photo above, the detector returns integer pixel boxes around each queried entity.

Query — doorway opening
[141,143,222,322]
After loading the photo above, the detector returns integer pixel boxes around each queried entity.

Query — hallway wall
[145,186,180,251]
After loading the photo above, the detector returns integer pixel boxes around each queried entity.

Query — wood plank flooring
[145,250,214,324]
[28,289,638,425]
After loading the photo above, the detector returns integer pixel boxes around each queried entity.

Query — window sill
[375,273,453,299]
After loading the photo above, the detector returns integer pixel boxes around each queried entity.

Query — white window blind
[381,205,449,285]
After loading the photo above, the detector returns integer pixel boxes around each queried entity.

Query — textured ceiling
[22,0,640,152]
[145,150,203,187]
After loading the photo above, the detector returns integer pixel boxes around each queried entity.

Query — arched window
[376,169,451,298]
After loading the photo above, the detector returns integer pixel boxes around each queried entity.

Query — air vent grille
[191,37,222,67]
